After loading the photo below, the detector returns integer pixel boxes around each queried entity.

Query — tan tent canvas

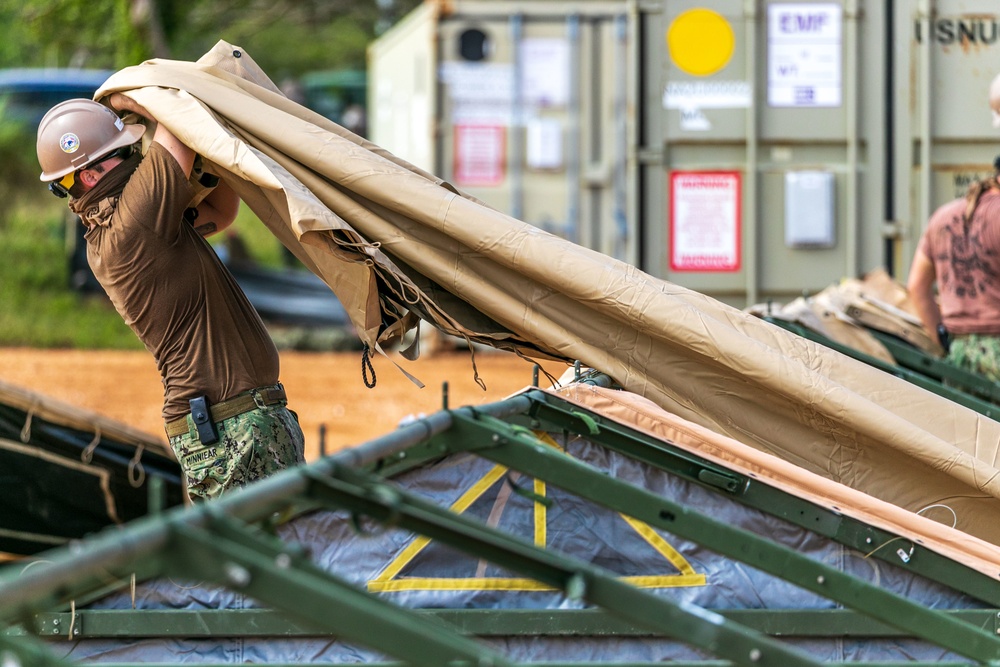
[94,42,1000,545]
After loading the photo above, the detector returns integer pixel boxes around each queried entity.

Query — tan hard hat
[990,73,1000,128]
[36,98,146,182]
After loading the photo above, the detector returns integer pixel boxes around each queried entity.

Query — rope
[844,548,882,587]
[128,445,146,488]
[82,427,101,464]
[20,405,37,443]
[916,503,958,528]
[464,337,485,391]
[167,577,205,590]
[512,347,561,389]
[362,344,377,388]
[862,503,958,563]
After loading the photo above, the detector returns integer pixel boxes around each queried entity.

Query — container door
[435,3,638,263]
[645,0,888,308]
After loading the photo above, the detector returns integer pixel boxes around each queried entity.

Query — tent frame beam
[507,388,1000,606]
[10,607,1000,640]
[438,408,1000,664]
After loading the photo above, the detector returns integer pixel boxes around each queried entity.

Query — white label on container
[767,3,842,107]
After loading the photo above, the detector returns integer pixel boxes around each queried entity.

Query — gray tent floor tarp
[226,260,350,329]
[91,41,1000,548]
[10,378,1000,665]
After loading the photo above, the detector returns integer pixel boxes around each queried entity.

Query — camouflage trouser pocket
[947,333,1000,384]
[169,404,305,501]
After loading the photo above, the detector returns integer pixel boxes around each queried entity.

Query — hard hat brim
[38,121,147,183]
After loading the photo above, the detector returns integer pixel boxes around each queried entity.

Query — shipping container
[370,0,1000,308]
[369,0,638,262]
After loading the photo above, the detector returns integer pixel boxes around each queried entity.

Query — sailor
[906,74,1000,381]
[35,95,305,500]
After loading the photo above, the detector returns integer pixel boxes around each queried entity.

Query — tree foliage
[5,0,145,69]
[2,0,421,75]
[0,0,422,217]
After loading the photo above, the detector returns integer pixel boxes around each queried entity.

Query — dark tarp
[0,380,184,556]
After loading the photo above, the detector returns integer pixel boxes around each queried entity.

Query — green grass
[0,200,289,349]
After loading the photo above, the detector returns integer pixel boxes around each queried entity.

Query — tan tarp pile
[749,268,944,364]
[96,42,1000,545]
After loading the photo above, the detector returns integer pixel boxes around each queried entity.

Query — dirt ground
[1,347,567,461]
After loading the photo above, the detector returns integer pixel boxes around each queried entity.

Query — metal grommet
[233,50,242,58]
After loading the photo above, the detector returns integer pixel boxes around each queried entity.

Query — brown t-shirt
[84,143,279,420]
[918,189,1000,335]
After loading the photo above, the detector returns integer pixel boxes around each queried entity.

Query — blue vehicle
[0,67,113,127]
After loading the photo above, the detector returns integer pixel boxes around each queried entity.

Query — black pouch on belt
[190,396,219,445]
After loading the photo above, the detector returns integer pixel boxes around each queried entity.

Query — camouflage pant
[947,333,1000,384]
[168,401,305,502]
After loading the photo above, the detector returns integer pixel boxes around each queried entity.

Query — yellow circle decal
[667,8,735,77]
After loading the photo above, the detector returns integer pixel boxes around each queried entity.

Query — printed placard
[767,3,842,107]
[454,125,505,186]
[669,171,742,272]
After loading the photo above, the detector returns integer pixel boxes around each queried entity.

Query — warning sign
[454,125,505,186]
[669,171,741,272]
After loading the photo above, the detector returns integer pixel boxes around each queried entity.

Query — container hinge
[881,220,904,239]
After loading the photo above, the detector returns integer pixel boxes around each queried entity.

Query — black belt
[164,385,286,438]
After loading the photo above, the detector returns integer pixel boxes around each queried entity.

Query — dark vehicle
[301,69,367,136]
[0,68,113,127]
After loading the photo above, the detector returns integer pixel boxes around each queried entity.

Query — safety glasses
[47,172,74,199]
[46,145,134,199]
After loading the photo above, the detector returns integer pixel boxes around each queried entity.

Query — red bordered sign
[669,170,742,272]
[453,125,506,186]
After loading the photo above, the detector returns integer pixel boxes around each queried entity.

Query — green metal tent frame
[3,374,1000,667]
[764,316,1000,419]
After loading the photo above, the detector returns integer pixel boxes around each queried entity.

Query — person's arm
[906,246,943,345]
[190,179,240,238]
[108,92,237,237]
[107,92,195,177]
